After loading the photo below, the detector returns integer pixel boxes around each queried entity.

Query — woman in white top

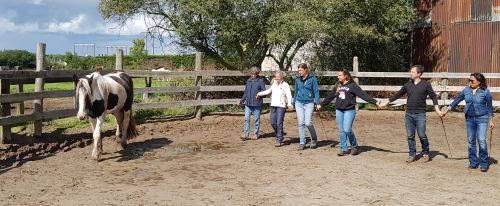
[256,71,293,147]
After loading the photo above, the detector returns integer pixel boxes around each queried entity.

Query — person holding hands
[379,65,443,163]
[442,73,494,172]
[317,69,381,156]
[237,66,266,140]
[290,63,320,150]
[256,71,293,147]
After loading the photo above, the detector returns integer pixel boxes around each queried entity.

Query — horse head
[73,73,95,120]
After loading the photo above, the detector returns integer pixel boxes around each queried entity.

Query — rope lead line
[440,117,453,159]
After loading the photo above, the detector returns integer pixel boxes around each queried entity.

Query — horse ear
[72,74,79,86]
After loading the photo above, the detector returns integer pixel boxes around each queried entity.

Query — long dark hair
[334,69,355,96]
[471,72,487,89]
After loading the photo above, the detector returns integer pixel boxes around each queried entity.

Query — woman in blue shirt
[443,73,495,172]
[291,63,320,150]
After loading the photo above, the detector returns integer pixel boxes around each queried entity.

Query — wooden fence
[2,44,500,143]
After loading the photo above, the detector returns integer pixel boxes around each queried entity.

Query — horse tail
[127,108,139,140]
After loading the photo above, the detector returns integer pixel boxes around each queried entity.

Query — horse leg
[114,111,125,148]
[91,116,105,161]
[121,110,132,145]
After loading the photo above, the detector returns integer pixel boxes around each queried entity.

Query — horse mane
[76,75,94,104]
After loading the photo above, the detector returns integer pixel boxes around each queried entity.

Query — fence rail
[1,46,499,143]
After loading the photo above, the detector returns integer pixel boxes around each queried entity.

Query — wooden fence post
[353,56,359,111]
[34,43,45,138]
[116,49,123,71]
[14,66,24,115]
[143,77,152,102]
[0,66,11,143]
[194,52,203,120]
[441,78,449,105]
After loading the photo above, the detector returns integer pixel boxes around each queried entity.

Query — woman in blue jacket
[291,63,320,150]
[443,73,495,172]
[237,66,266,140]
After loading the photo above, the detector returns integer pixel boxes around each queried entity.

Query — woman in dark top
[317,69,380,156]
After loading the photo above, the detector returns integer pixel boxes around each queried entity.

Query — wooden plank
[3,70,500,80]
[134,100,201,109]
[0,114,35,126]
[0,90,73,104]
[42,109,77,120]
[194,52,202,119]
[43,90,75,98]
[134,86,200,93]
[0,76,11,142]
[34,43,45,138]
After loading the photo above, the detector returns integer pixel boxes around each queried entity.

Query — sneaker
[240,133,248,141]
[406,156,415,163]
[251,134,258,140]
[421,154,430,163]
[298,144,306,150]
[310,140,317,149]
[468,165,478,169]
[481,167,489,172]
[337,150,349,156]
[350,147,359,155]
[275,142,282,147]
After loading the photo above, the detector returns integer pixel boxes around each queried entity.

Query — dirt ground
[1,108,500,205]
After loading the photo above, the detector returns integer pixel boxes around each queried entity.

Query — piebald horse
[73,71,138,161]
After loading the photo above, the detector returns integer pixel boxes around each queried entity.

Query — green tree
[99,0,325,71]
[0,50,36,69]
[64,52,104,70]
[98,0,414,73]
[129,39,148,66]
[310,0,415,76]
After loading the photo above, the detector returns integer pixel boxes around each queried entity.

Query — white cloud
[101,15,151,35]
[0,18,40,34]
[30,0,44,5]
[46,14,85,33]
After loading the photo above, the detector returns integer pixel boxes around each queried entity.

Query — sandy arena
[1,109,500,205]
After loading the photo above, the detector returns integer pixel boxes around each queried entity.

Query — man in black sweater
[379,65,444,163]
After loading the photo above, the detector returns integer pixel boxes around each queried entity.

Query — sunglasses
[469,79,476,83]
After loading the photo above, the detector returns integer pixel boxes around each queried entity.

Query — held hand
[376,102,381,109]
[379,101,389,108]
[436,111,444,118]
[288,106,294,111]
[441,109,449,117]
[255,94,260,99]
[316,105,322,111]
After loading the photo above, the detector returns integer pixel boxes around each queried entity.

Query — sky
[0,0,182,55]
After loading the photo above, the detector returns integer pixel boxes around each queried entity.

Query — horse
[92,65,104,71]
[73,71,138,161]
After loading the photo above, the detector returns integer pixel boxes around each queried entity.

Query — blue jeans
[466,115,489,168]
[244,105,262,135]
[295,101,317,145]
[336,109,357,152]
[270,107,286,143]
[405,113,429,157]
